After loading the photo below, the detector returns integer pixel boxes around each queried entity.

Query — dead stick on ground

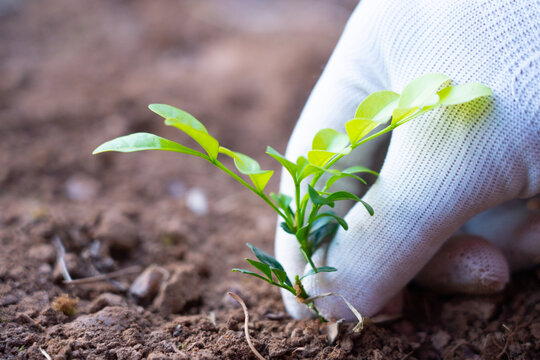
[64,266,142,285]
[39,347,52,360]
[52,236,72,282]
[228,292,266,360]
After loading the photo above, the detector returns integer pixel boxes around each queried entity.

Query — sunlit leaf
[246,243,285,270]
[398,73,450,109]
[437,83,492,106]
[296,156,322,181]
[312,129,350,152]
[391,107,422,125]
[219,148,274,192]
[355,90,400,123]
[92,132,205,158]
[300,266,337,280]
[308,185,335,207]
[149,104,207,132]
[307,150,338,167]
[345,118,380,144]
[164,119,219,160]
[246,259,272,280]
[266,146,297,179]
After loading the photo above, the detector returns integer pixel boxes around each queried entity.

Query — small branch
[64,266,141,285]
[52,236,72,283]
[228,292,265,360]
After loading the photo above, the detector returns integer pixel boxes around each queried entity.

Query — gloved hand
[275,0,540,320]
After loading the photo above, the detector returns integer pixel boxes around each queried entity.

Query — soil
[1,1,539,359]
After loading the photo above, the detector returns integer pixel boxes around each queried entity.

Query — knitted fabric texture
[275,0,540,320]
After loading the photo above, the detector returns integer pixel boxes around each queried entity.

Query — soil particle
[130,264,168,301]
[28,243,56,264]
[153,263,201,315]
[89,292,128,312]
[94,208,140,257]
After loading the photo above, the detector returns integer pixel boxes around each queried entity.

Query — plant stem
[213,161,288,221]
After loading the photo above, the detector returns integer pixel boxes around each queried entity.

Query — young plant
[93,73,491,319]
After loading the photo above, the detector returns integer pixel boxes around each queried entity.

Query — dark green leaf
[280,222,295,234]
[246,243,284,271]
[310,221,338,252]
[359,199,374,216]
[308,185,335,207]
[271,268,293,287]
[232,268,272,283]
[315,212,348,230]
[300,266,337,280]
[326,191,361,202]
[246,259,272,280]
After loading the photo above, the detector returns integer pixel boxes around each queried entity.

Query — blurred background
[0,0,357,203]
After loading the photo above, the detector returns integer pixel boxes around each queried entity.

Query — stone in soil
[129,264,168,302]
[153,263,201,315]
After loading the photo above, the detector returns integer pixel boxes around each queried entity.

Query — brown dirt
[1,1,539,359]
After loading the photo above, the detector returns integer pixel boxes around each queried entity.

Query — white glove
[275,0,540,320]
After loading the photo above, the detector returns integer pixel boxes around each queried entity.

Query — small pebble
[129,265,167,301]
[64,175,98,201]
[173,324,183,337]
[185,188,208,216]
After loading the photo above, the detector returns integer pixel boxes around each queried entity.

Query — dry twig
[63,265,141,285]
[39,347,52,360]
[227,292,265,360]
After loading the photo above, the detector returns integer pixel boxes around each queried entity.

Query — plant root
[227,292,266,360]
[305,292,364,332]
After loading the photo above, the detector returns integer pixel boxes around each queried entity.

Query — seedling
[93,73,491,319]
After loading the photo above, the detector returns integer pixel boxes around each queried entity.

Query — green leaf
[246,259,272,280]
[343,165,379,176]
[437,83,492,106]
[219,148,274,192]
[345,118,381,144]
[326,191,361,202]
[92,132,205,158]
[271,268,293,287]
[359,199,374,216]
[307,150,338,167]
[296,156,321,181]
[398,73,450,109]
[232,268,271,283]
[308,185,335,207]
[164,119,219,160]
[325,172,367,191]
[148,104,207,132]
[266,146,297,179]
[296,224,311,241]
[280,222,295,234]
[355,90,400,123]
[312,128,350,152]
[315,211,348,230]
[310,221,338,251]
[270,192,293,216]
[391,107,422,125]
[300,266,337,280]
[246,243,284,271]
